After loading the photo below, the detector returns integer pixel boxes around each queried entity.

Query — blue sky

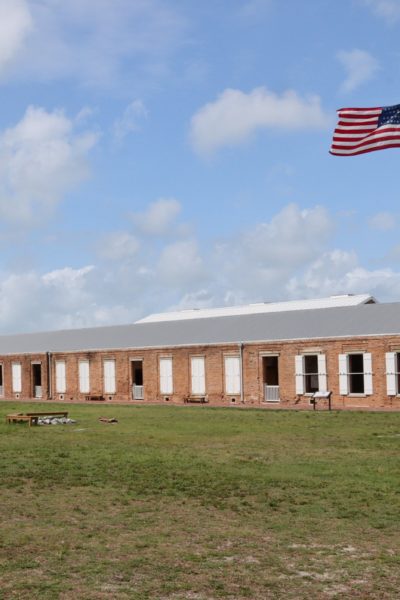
[1,0,400,333]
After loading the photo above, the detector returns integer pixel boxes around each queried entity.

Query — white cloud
[190,86,332,155]
[287,250,400,301]
[0,262,158,333]
[368,212,396,231]
[131,198,182,236]
[171,289,215,311]
[4,201,400,333]
[361,0,400,23]
[0,0,32,73]
[3,0,185,88]
[213,204,334,300]
[238,204,332,268]
[0,266,95,332]
[287,250,359,298]
[337,49,379,93]
[157,240,206,287]
[0,105,98,222]
[112,100,148,143]
[42,265,94,288]
[99,232,140,261]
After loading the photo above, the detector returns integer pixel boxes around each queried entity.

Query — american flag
[330,104,400,156]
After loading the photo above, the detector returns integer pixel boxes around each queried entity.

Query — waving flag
[330,104,400,156]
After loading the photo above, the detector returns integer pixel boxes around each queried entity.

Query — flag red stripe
[333,125,400,142]
[334,127,378,134]
[332,135,400,150]
[337,111,381,118]
[331,137,400,151]
[337,114,380,121]
[337,121,379,128]
[337,107,382,113]
[330,142,400,156]
[335,125,400,137]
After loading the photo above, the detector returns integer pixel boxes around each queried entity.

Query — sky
[1,0,400,333]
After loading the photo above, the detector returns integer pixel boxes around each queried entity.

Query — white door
[79,360,90,394]
[224,356,241,394]
[12,363,22,393]
[191,357,205,395]
[55,361,66,394]
[104,360,116,394]
[160,357,173,394]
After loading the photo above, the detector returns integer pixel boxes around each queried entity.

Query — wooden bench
[6,414,33,426]
[6,411,69,426]
[184,396,209,404]
[85,395,105,402]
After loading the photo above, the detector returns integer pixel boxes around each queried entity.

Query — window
[159,357,173,394]
[0,364,3,395]
[191,356,205,395]
[79,360,90,394]
[55,361,66,393]
[338,353,373,395]
[103,359,116,394]
[12,363,22,393]
[224,356,241,395]
[348,354,364,394]
[295,354,327,395]
[304,355,319,394]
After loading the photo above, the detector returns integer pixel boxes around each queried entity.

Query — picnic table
[6,411,69,427]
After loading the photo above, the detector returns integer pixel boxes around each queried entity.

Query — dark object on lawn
[99,417,118,424]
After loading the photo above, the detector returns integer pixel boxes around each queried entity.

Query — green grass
[0,403,400,599]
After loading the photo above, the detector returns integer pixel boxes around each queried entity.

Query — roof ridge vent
[330,294,354,298]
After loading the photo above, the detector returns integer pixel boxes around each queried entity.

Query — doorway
[262,356,279,402]
[32,363,42,398]
[131,360,143,400]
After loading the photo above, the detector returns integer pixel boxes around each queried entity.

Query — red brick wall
[1,335,400,409]
[0,353,48,400]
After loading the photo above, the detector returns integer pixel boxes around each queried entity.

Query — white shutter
[191,357,205,395]
[338,354,348,395]
[385,352,397,396]
[225,356,241,394]
[364,353,373,395]
[79,360,90,394]
[317,354,327,392]
[55,361,66,393]
[295,355,304,395]
[12,363,22,393]
[103,360,116,394]
[160,357,173,394]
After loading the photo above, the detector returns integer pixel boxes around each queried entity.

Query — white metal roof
[136,294,376,324]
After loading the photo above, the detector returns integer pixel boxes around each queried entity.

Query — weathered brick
[1,335,400,410]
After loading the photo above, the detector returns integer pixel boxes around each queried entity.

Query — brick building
[1,293,400,410]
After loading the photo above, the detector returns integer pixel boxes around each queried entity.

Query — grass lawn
[0,403,399,599]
